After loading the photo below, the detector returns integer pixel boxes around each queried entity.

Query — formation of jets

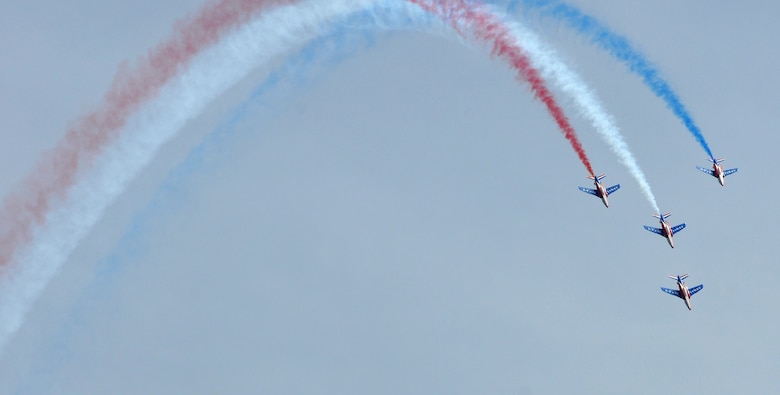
[576,157,738,310]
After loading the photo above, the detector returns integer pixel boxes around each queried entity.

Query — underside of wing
[671,223,686,233]
[643,225,664,236]
[696,166,715,177]
[724,168,738,176]
[696,166,715,176]
[578,186,599,197]
[606,184,620,194]
[689,284,703,296]
[661,287,681,298]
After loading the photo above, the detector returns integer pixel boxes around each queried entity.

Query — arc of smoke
[21,24,404,392]
[504,0,715,160]
[0,0,629,359]
[0,0,435,355]
[9,15,422,390]
[36,1,650,367]
[411,0,595,176]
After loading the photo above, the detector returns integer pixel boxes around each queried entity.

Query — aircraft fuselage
[595,181,609,207]
[661,220,675,248]
[713,163,725,186]
[678,282,692,310]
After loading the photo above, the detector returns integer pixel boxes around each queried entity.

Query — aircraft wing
[724,168,738,176]
[643,226,664,236]
[689,284,703,296]
[578,186,599,197]
[661,287,681,298]
[671,223,686,234]
[606,184,620,194]
[696,166,715,176]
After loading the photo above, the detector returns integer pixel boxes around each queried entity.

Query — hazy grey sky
[1,0,778,393]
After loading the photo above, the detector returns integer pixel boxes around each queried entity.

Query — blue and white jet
[578,174,620,208]
[696,157,738,186]
[661,274,703,310]
[643,212,686,248]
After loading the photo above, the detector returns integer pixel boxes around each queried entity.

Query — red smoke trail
[408,0,595,176]
[0,0,292,268]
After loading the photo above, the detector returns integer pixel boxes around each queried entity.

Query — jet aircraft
[578,174,620,208]
[643,212,686,248]
[661,274,703,310]
[696,157,738,186]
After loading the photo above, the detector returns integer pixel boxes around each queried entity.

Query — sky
[0,0,778,393]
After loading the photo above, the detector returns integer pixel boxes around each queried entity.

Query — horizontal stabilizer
[651,212,672,220]
[643,226,664,236]
[696,166,715,176]
[578,186,599,197]
[689,284,703,296]
[606,184,620,194]
[724,168,738,176]
[671,223,686,234]
[661,287,681,298]
[668,274,689,281]
[587,174,606,181]
[707,157,725,164]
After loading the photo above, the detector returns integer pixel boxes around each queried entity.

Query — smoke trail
[483,5,659,211]
[59,0,619,313]
[0,0,297,269]
[503,0,715,160]
[75,6,436,285]
[33,1,648,369]
[411,0,595,176]
[411,0,657,210]
[7,21,397,394]
[0,0,433,354]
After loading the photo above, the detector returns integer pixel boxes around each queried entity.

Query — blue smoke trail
[499,0,715,160]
